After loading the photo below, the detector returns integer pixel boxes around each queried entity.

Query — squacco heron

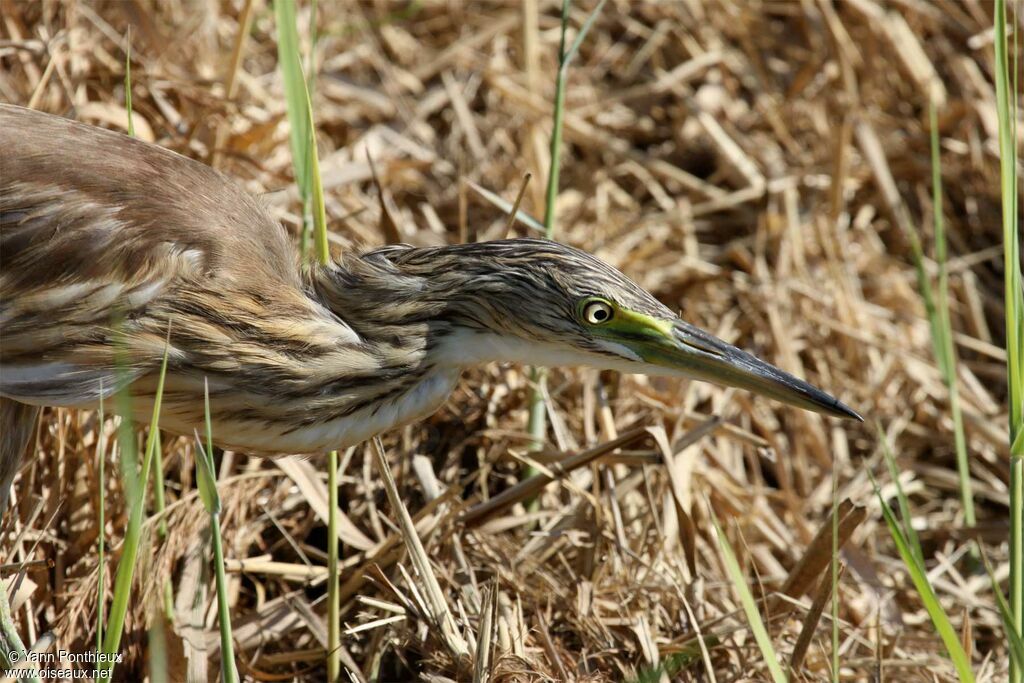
[0,103,859,504]
[0,102,858,659]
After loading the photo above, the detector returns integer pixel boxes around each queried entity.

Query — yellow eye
[582,300,614,325]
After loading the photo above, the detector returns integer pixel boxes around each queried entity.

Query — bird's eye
[582,299,614,325]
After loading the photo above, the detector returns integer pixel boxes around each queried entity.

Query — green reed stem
[101,329,170,677]
[275,0,312,260]
[196,381,238,683]
[526,0,607,470]
[96,385,106,654]
[278,5,338,675]
[711,509,787,683]
[928,101,976,530]
[993,2,1023,681]
[871,449,974,682]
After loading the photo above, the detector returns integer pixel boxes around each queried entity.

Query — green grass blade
[878,426,925,567]
[710,510,787,683]
[994,3,1023,681]
[307,0,318,97]
[980,548,1024,671]
[542,0,606,234]
[151,429,174,621]
[274,0,312,258]
[296,42,341,683]
[928,100,976,528]
[895,93,978,540]
[148,613,168,683]
[325,450,339,681]
[994,1,1022,430]
[195,382,220,517]
[872,475,975,681]
[124,39,135,138]
[903,233,944,374]
[528,0,606,482]
[274,0,310,191]
[831,458,839,681]
[102,326,171,676]
[275,11,339,678]
[100,51,146,673]
[96,383,106,653]
[542,0,571,236]
[302,73,328,265]
[630,646,705,682]
[198,380,237,683]
[207,510,236,683]
[105,333,138,673]
[301,82,341,683]
[559,0,607,80]
[996,581,1024,673]
[153,428,166,536]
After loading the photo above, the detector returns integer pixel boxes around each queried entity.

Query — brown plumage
[0,103,858,510]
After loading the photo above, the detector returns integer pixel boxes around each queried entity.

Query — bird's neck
[308,254,601,371]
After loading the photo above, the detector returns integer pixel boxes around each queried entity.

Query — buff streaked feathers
[0,103,859,509]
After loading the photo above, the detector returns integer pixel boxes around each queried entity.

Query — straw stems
[461,426,651,526]
[370,437,469,662]
[503,173,532,236]
[123,37,134,138]
[473,579,498,682]
[211,0,256,169]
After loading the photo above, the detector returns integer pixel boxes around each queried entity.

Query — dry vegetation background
[0,0,1021,681]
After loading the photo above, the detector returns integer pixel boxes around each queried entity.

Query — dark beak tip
[670,318,864,422]
[831,399,864,422]
[793,378,863,422]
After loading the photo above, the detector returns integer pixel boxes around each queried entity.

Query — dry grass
[0,1,1019,681]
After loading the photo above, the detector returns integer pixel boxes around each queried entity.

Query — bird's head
[327,238,860,420]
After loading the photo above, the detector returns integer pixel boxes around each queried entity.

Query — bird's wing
[0,104,301,407]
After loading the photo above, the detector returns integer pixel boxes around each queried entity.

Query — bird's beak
[633,317,862,421]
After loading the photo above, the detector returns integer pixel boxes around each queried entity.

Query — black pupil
[592,306,607,321]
